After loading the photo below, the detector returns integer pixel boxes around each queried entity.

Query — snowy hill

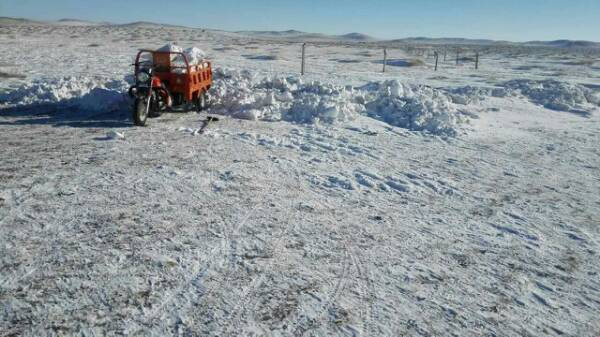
[1,17,598,49]
[0,17,44,25]
[55,18,109,26]
[388,37,509,45]
[525,39,600,49]
[235,30,376,42]
[339,32,375,41]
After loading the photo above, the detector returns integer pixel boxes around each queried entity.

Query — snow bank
[0,76,130,112]
[502,79,599,115]
[443,80,599,116]
[361,81,465,136]
[209,68,364,124]
[1,69,476,136]
[209,69,465,135]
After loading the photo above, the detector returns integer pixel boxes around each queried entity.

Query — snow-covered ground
[1,23,600,337]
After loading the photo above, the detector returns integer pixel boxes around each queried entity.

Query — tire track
[293,246,351,337]
[135,152,262,329]
[221,160,304,337]
[348,245,377,337]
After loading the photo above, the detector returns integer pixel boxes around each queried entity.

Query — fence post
[475,52,479,70]
[383,48,387,73]
[434,52,439,71]
[301,43,306,75]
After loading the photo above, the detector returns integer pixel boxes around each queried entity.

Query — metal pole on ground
[301,43,306,75]
[456,49,460,66]
[383,48,388,73]
[434,52,439,71]
[475,52,479,70]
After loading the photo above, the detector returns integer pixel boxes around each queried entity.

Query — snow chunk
[106,130,125,140]
[157,43,183,54]
[183,47,206,65]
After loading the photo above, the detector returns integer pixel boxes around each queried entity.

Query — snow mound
[209,68,364,124]
[2,69,468,136]
[362,80,465,136]
[0,76,130,112]
[447,86,508,105]
[502,79,599,115]
[209,69,465,135]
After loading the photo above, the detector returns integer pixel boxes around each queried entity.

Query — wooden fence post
[434,52,439,71]
[383,48,387,73]
[475,52,479,70]
[301,43,306,75]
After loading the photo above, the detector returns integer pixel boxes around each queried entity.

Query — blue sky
[1,0,598,41]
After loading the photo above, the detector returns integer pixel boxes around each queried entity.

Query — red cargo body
[134,50,212,102]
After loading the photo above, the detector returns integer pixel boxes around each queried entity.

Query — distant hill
[235,30,376,42]
[116,21,190,29]
[56,18,109,26]
[0,17,44,25]
[340,33,375,41]
[1,16,599,49]
[389,37,509,46]
[524,40,600,49]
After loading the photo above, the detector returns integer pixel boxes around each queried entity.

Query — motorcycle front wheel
[133,98,148,126]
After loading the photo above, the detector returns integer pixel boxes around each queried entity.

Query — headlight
[136,72,150,83]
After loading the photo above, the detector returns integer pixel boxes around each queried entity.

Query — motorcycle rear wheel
[196,91,208,112]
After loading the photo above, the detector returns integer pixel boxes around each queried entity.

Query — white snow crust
[1,22,599,337]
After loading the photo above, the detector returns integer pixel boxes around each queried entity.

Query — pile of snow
[0,76,130,112]
[502,79,600,115]
[209,69,465,135]
[362,81,466,136]
[209,68,364,124]
[184,47,207,65]
[447,86,508,105]
[157,44,207,66]
[1,69,468,136]
[443,80,599,116]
